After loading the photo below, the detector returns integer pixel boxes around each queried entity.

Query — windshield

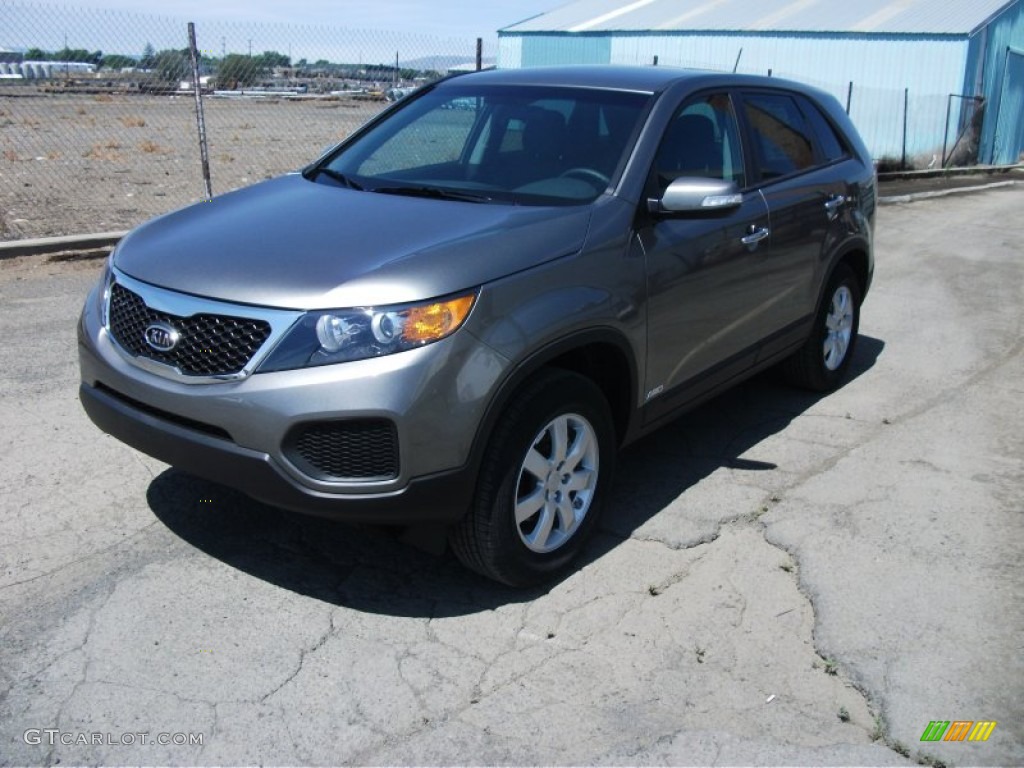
[314,83,653,206]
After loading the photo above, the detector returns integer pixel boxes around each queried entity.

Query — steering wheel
[559,167,611,188]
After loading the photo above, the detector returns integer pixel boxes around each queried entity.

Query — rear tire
[450,369,615,586]
[784,263,861,391]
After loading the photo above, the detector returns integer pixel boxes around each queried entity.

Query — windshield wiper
[304,167,363,190]
[371,185,492,203]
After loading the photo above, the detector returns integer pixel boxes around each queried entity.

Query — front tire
[450,369,615,586]
[784,263,861,391]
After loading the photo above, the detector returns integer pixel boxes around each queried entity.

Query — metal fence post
[187,22,212,201]
[846,81,853,114]
[901,87,909,170]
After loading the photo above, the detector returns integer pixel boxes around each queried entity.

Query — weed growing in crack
[694,646,706,664]
[823,658,839,675]
[871,714,885,741]
[916,753,947,768]
[893,741,911,758]
[838,706,850,722]
[750,505,769,519]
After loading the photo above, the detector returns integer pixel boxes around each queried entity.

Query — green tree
[152,48,190,82]
[216,53,259,87]
[24,47,48,60]
[54,47,94,62]
[254,50,290,69]
[140,42,155,69]
[100,54,137,71]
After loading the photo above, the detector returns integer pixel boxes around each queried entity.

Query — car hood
[114,174,594,309]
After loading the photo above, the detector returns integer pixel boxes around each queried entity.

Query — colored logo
[920,721,997,742]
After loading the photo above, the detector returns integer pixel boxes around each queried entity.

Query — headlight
[258,292,476,371]
[99,251,115,328]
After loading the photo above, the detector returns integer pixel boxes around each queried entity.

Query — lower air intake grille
[288,420,399,481]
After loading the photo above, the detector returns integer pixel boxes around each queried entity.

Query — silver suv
[79,66,875,585]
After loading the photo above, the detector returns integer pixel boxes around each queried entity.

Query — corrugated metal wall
[969,0,1024,162]
[499,31,969,161]
[522,34,612,65]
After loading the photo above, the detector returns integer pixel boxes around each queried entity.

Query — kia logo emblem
[144,322,180,353]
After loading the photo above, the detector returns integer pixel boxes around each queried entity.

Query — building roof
[501,0,1018,36]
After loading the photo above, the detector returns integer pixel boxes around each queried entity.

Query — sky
[26,0,562,43]
[3,0,565,65]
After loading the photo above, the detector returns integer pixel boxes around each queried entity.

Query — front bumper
[76,278,508,524]
[78,380,474,523]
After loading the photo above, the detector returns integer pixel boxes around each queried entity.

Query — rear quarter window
[797,95,849,164]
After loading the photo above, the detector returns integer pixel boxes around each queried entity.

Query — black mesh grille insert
[108,283,271,376]
[289,420,399,481]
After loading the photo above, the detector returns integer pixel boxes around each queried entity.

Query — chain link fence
[1,1,487,240]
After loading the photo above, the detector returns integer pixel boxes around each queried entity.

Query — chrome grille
[108,282,271,376]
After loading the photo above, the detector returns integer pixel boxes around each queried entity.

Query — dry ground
[0,91,385,240]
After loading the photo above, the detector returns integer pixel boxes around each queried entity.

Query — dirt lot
[0,91,386,240]
[0,187,1021,765]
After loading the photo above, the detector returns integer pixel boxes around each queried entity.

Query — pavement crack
[627,528,722,552]
[258,609,334,703]
[0,520,160,592]
[755,514,889,754]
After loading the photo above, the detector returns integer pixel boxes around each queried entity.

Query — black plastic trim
[79,382,473,525]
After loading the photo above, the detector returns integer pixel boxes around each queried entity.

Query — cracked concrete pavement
[1,187,1021,766]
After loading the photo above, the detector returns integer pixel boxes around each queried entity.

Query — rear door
[737,89,855,361]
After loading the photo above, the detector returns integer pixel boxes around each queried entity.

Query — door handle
[824,194,846,219]
[741,226,770,246]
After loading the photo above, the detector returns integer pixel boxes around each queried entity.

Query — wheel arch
[471,329,639,472]
[837,246,872,301]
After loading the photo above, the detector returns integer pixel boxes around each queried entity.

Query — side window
[797,95,848,163]
[498,117,526,153]
[742,92,815,180]
[654,93,745,191]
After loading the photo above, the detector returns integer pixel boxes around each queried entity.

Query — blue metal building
[499,0,1024,165]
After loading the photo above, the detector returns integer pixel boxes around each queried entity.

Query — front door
[638,92,775,423]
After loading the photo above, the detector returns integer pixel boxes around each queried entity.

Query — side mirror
[648,177,743,215]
